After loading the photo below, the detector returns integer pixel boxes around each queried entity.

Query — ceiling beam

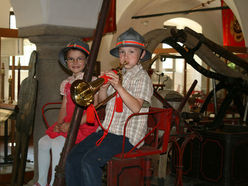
[0,28,18,38]
[132,6,229,19]
[153,48,177,54]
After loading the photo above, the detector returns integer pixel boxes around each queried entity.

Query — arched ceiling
[113,0,223,47]
[134,0,220,15]
[115,0,248,46]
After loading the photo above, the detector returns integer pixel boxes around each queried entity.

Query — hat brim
[110,45,151,62]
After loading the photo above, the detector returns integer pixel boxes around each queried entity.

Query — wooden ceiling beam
[153,48,178,54]
[223,46,248,54]
[0,28,18,38]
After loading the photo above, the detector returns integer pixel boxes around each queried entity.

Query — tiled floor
[0,135,199,186]
[0,137,34,185]
[2,135,247,186]
[0,136,219,186]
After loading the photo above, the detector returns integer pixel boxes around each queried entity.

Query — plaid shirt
[99,64,153,147]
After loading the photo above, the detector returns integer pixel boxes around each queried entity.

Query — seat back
[41,102,62,128]
[117,107,173,159]
[42,103,106,129]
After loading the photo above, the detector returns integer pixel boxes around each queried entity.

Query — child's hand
[60,122,70,133]
[105,71,121,90]
[99,72,110,89]
[54,123,63,132]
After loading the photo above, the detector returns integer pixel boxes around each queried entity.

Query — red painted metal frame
[42,104,174,185]
[107,107,173,186]
[116,107,173,158]
[200,138,224,182]
[41,102,62,128]
[170,133,202,186]
[107,158,151,186]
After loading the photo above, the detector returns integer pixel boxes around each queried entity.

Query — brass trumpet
[70,62,126,107]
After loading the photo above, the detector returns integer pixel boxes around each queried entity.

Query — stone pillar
[18,24,93,185]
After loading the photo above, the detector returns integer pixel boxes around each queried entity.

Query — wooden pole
[183,59,187,96]
[17,57,21,96]
[53,0,112,185]
[1,64,5,102]
[0,38,3,102]
[206,65,210,95]
[11,56,15,103]
[177,79,198,113]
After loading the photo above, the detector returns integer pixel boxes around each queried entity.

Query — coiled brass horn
[70,62,126,107]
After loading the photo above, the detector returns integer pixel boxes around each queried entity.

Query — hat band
[67,44,90,55]
[116,40,144,47]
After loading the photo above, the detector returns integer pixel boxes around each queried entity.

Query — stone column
[18,24,93,185]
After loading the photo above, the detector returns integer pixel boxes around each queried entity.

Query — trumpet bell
[70,78,104,107]
[70,62,126,107]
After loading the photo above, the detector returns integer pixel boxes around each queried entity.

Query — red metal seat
[107,107,173,186]
[42,103,173,185]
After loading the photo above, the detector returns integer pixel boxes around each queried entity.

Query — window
[9,8,16,29]
[6,8,37,101]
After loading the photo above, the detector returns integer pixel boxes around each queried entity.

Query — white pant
[37,135,65,186]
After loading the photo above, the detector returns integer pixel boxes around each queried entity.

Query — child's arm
[98,85,109,102]
[105,71,143,113]
[58,96,67,122]
[54,96,67,132]
[118,86,143,113]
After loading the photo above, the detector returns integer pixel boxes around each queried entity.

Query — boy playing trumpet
[65,27,153,186]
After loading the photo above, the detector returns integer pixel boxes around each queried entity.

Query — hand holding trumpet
[100,70,122,91]
[70,62,126,107]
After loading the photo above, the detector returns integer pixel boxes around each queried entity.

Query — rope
[95,93,118,146]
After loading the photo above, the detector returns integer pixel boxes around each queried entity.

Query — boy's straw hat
[110,27,151,62]
[59,40,90,69]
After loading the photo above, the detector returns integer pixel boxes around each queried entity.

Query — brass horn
[70,62,126,107]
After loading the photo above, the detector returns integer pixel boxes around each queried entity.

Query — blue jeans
[65,130,133,186]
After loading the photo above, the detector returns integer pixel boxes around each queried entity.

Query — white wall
[3,0,248,73]
[0,0,11,28]
[10,0,102,28]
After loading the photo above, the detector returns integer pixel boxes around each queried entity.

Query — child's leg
[37,135,52,186]
[66,131,133,186]
[66,132,101,186]
[79,133,133,186]
[50,136,65,185]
